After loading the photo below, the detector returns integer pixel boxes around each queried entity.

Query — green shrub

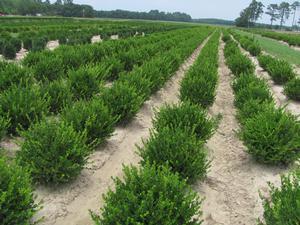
[118,71,152,100]
[68,66,101,100]
[62,98,117,146]
[234,82,273,109]
[268,60,295,84]
[0,116,10,140]
[33,56,64,82]
[139,127,209,183]
[0,84,49,135]
[222,34,231,42]
[241,107,300,165]
[237,100,274,125]
[284,77,300,101]
[259,169,300,225]
[91,163,203,225]
[248,43,261,56]
[153,102,215,141]
[101,81,143,123]
[32,37,47,52]
[180,68,217,108]
[0,157,38,225]
[2,42,17,60]
[17,119,90,184]
[232,73,261,93]
[10,38,22,52]
[23,36,32,50]
[258,55,274,69]
[227,53,255,76]
[0,62,34,91]
[43,79,73,113]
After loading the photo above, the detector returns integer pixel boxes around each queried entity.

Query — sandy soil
[46,40,60,51]
[110,34,119,40]
[34,36,210,225]
[91,35,102,44]
[194,41,286,225]
[16,48,28,61]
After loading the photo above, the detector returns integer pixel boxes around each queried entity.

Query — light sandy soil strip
[34,35,211,225]
[46,40,60,51]
[194,41,285,225]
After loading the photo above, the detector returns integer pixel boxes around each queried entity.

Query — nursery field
[0,18,300,225]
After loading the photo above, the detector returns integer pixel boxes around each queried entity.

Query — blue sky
[67,0,299,24]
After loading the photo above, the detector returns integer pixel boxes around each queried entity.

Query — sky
[65,0,299,25]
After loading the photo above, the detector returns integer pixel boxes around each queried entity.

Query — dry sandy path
[35,36,211,225]
[194,41,285,225]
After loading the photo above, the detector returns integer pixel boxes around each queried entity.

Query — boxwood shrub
[17,119,90,184]
[234,82,273,109]
[138,127,210,183]
[241,107,300,165]
[153,102,215,142]
[284,77,300,101]
[259,169,300,225]
[91,163,203,225]
[62,98,117,146]
[43,79,73,113]
[101,81,144,123]
[33,55,64,82]
[0,84,49,135]
[226,53,255,76]
[0,62,34,91]
[2,41,17,60]
[267,60,295,84]
[180,67,217,108]
[68,66,101,100]
[0,157,38,225]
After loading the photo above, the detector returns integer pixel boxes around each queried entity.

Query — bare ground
[194,41,286,225]
[34,36,210,225]
[46,40,60,51]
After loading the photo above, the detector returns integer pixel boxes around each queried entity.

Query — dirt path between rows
[35,36,211,225]
[194,41,285,225]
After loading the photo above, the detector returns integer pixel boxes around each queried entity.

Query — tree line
[0,0,192,22]
[236,0,300,29]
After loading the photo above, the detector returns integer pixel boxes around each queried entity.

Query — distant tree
[45,0,50,4]
[266,4,280,27]
[235,0,264,27]
[55,0,62,5]
[291,1,300,27]
[278,2,290,29]
[63,0,73,5]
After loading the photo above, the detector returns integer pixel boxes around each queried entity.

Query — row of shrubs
[232,31,300,102]
[22,28,192,81]
[223,33,300,225]
[180,31,220,108]
[0,27,213,225]
[258,54,300,101]
[91,30,219,224]
[0,21,186,59]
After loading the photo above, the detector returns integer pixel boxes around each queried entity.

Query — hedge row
[0,20,187,59]
[224,35,300,166]
[224,33,300,224]
[1,27,213,224]
[233,31,299,102]
[15,27,212,184]
[91,29,217,225]
[180,31,220,108]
